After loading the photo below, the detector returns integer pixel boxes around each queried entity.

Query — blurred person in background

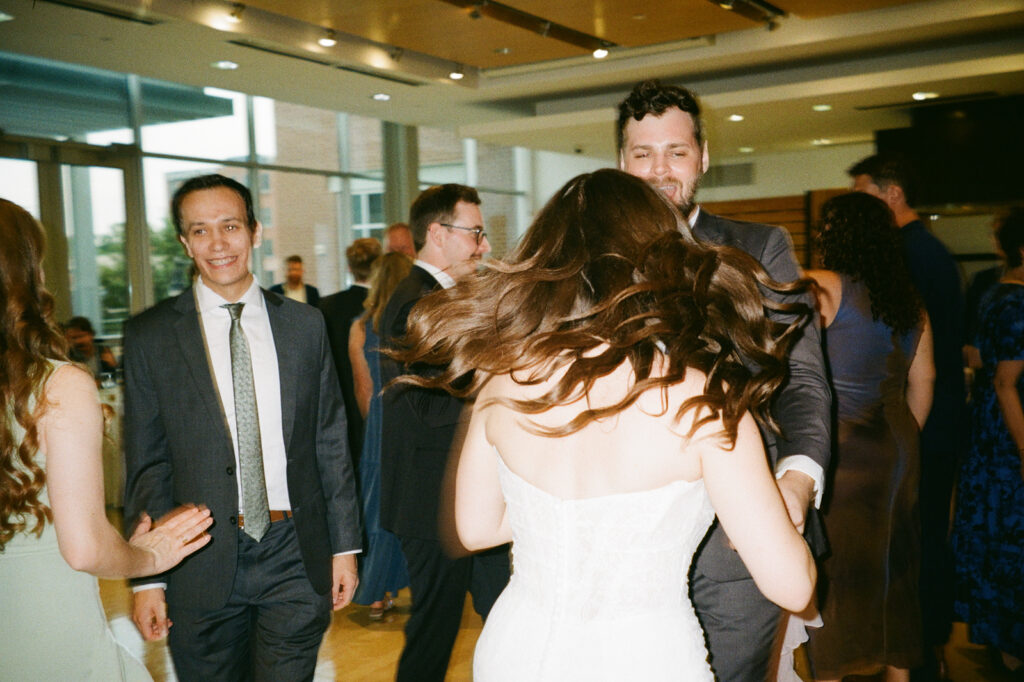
[951,207,1024,677]
[348,251,414,619]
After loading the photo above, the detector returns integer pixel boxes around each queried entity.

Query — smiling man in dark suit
[123,174,361,681]
[380,184,510,682]
[618,80,832,682]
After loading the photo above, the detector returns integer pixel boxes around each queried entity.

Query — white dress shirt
[195,276,292,512]
[414,259,456,290]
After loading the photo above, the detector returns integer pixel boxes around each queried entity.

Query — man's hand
[776,470,815,534]
[132,587,171,641]
[331,554,359,611]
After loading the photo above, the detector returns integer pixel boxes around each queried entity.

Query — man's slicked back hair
[408,184,481,251]
[171,174,256,237]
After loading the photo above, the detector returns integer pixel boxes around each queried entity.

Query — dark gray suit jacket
[691,210,831,581]
[123,287,361,608]
[378,265,463,540]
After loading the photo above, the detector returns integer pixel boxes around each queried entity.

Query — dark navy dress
[952,282,1024,659]
[353,320,410,606]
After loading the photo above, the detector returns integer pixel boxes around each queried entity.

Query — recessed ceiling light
[449,69,465,80]
[318,29,337,47]
[913,91,939,101]
[0,11,14,22]
[226,3,244,23]
[211,60,239,70]
[728,114,744,122]
[372,93,391,102]
[494,47,511,55]
[632,14,646,20]
[738,146,755,153]
[592,48,609,59]
[812,104,832,112]
[812,138,832,146]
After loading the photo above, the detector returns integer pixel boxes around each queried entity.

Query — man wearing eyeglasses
[379,184,507,681]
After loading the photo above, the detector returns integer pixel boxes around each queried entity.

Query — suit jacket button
[226,465,234,475]
[230,515,238,526]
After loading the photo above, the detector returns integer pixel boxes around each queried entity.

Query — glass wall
[0,50,532,316]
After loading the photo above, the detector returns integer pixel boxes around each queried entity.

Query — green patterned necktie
[223,302,270,541]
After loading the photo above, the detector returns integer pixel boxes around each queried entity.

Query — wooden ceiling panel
[776,0,932,19]
[504,1,756,47]
[245,0,601,68]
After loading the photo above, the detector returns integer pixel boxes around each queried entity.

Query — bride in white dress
[394,169,816,680]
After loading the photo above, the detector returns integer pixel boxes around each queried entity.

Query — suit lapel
[265,289,296,448]
[173,290,229,438]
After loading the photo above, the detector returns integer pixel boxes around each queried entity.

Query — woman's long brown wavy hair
[364,252,414,333]
[391,169,809,446]
[0,199,68,550]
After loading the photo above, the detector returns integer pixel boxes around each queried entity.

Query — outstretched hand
[129,504,213,576]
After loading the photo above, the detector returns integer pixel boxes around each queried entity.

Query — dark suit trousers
[691,571,781,682]
[167,519,331,682]
[396,536,510,682]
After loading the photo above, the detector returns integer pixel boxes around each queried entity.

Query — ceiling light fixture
[728,114,744,122]
[913,91,939,101]
[372,93,391,101]
[211,60,239,70]
[812,138,832,146]
[812,104,832,112]
[318,29,337,47]
[0,11,14,22]
[226,3,245,24]
[738,146,755,153]
[449,66,465,80]
[592,48,608,59]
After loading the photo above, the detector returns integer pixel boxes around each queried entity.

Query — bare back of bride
[393,169,816,681]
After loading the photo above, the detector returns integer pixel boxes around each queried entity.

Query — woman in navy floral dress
[952,207,1024,674]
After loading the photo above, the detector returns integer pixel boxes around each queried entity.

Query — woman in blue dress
[953,207,1024,675]
[349,252,413,618]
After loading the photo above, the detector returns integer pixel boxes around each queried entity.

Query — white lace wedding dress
[473,456,716,681]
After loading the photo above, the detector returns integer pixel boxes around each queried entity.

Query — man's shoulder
[126,290,190,334]
[268,282,285,294]
[695,210,785,251]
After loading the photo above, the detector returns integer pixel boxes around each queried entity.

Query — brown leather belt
[238,510,292,529]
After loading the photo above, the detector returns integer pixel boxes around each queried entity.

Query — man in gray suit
[617,80,831,681]
[124,174,361,681]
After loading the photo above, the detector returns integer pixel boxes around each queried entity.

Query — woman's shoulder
[39,361,98,411]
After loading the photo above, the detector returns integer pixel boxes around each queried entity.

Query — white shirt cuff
[775,455,824,509]
[333,549,362,557]
[132,583,166,593]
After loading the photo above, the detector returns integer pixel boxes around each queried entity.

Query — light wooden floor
[98,512,1013,681]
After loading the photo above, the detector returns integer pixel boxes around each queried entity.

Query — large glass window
[0,51,131,143]
[419,126,466,185]
[0,158,39,215]
[254,98,341,172]
[258,170,344,294]
[140,83,248,161]
[63,165,128,336]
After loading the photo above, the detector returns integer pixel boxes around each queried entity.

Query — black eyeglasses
[439,223,487,245]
